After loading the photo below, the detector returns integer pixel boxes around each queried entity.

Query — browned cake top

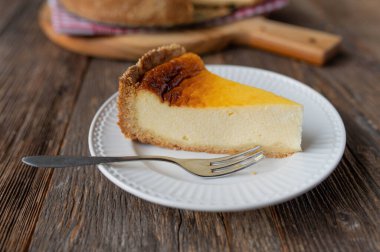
[139,53,205,105]
[138,51,299,108]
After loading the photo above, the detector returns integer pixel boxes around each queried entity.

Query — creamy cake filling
[135,91,302,154]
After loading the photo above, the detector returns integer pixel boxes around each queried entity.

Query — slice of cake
[118,44,303,157]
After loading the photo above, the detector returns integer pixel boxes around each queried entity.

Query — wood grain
[0,0,89,250]
[38,4,341,65]
[0,0,28,33]
[1,0,379,251]
[28,59,185,251]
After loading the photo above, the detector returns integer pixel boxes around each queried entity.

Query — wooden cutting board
[39,4,341,65]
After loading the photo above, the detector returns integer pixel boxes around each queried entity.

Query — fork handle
[22,156,175,168]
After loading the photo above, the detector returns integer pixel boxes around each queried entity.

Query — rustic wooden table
[1,0,379,251]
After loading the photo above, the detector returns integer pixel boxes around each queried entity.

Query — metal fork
[22,146,264,177]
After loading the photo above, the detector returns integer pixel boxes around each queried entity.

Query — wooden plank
[0,0,30,33]
[27,59,184,251]
[218,43,380,250]
[28,55,284,251]
[5,0,380,251]
[225,0,380,250]
[307,0,380,59]
[271,0,380,176]
[0,0,88,250]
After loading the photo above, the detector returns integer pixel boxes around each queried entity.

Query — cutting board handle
[233,17,342,65]
[39,3,342,65]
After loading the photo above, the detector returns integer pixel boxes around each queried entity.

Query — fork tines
[210,146,265,173]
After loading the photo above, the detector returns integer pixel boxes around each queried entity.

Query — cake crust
[118,44,296,158]
[60,0,193,27]
[118,44,186,138]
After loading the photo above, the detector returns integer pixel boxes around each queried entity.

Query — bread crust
[117,44,294,158]
[60,0,193,27]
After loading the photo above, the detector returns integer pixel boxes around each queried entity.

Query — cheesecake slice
[118,44,303,157]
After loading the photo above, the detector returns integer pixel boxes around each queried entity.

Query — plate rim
[88,64,346,212]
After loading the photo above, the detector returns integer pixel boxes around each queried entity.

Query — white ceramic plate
[88,65,346,212]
